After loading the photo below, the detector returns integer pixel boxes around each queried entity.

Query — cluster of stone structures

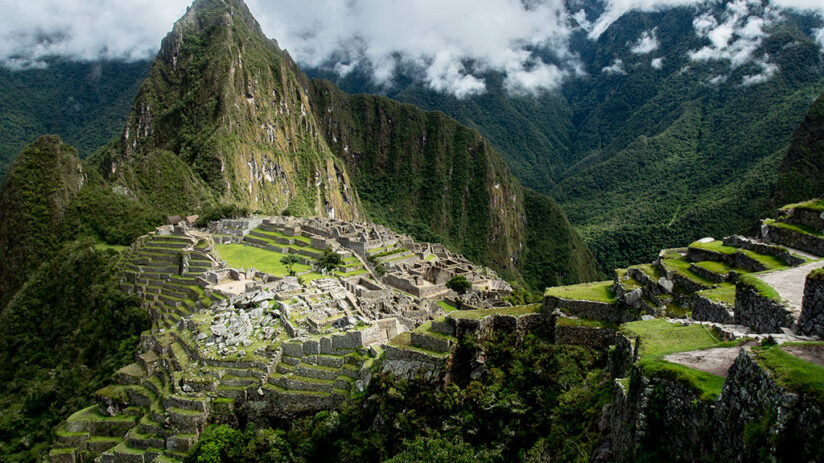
[50,216,510,463]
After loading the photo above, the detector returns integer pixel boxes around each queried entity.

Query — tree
[446,275,472,294]
[280,254,301,276]
[315,246,343,273]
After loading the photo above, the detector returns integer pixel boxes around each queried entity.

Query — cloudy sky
[0,0,822,96]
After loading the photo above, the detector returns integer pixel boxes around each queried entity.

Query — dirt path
[755,259,824,314]
[664,347,744,378]
[782,344,824,368]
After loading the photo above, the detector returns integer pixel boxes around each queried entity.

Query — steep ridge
[95,0,361,219]
[309,80,599,288]
[773,92,824,205]
[0,135,85,308]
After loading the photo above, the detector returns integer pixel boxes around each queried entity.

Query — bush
[446,275,472,295]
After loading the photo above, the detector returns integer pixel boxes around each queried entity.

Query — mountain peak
[101,0,360,220]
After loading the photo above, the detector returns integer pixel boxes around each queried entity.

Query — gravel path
[664,347,745,378]
[756,259,824,314]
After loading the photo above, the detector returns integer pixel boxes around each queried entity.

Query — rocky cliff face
[0,135,86,308]
[98,0,361,219]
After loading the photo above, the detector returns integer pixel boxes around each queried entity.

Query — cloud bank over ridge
[0,0,822,96]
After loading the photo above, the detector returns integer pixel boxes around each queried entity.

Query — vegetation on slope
[187,332,612,462]
[0,59,150,181]
[772,92,824,205]
[310,79,600,291]
[0,241,149,462]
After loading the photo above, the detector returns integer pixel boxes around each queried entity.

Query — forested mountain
[0,60,150,180]
[310,1,824,271]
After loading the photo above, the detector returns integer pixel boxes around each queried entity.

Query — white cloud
[0,0,823,96]
[630,29,659,54]
[708,74,728,85]
[602,58,627,74]
[651,57,664,69]
[741,58,780,85]
[0,0,189,69]
[815,27,824,49]
[687,0,786,84]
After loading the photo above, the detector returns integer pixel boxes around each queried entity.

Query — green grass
[447,304,541,320]
[544,281,616,303]
[615,269,641,290]
[741,250,787,270]
[689,240,738,256]
[766,218,824,238]
[437,301,458,312]
[334,269,368,277]
[754,344,824,400]
[660,257,716,287]
[738,274,782,302]
[780,199,824,213]
[216,243,313,277]
[693,260,731,275]
[630,264,662,280]
[621,319,728,400]
[251,228,311,244]
[697,284,736,305]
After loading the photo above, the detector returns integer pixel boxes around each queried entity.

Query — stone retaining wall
[544,295,638,323]
[798,272,824,338]
[723,235,805,266]
[734,281,793,333]
[780,207,824,231]
[691,294,735,324]
[764,222,824,257]
[554,325,621,350]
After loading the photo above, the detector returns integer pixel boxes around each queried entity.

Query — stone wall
[723,235,805,267]
[554,325,621,350]
[763,222,824,257]
[798,271,824,338]
[544,295,638,323]
[780,207,824,231]
[734,281,793,333]
[691,294,735,324]
[714,350,824,462]
[608,369,714,462]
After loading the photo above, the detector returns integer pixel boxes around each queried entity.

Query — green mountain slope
[94,0,361,219]
[310,80,599,287]
[0,136,86,308]
[773,92,824,205]
[311,5,824,272]
[0,60,150,181]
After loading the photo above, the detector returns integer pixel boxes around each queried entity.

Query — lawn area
[738,274,782,302]
[689,240,737,255]
[544,281,616,303]
[437,301,458,312]
[697,284,736,305]
[689,240,787,270]
[754,344,824,401]
[693,260,731,275]
[216,244,322,279]
[448,304,541,320]
[622,319,729,401]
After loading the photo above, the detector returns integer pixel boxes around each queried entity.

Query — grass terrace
[252,228,312,245]
[765,218,824,239]
[437,301,458,313]
[448,304,542,320]
[754,343,824,401]
[697,284,737,305]
[739,274,782,302]
[660,256,717,287]
[555,317,618,330]
[780,198,824,213]
[544,281,617,303]
[622,319,734,401]
[215,243,324,279]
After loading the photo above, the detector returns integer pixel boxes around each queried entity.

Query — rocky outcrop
[544,295,639,323]
[798,270,824,337]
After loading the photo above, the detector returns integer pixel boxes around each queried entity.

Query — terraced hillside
[49,214,519,462]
